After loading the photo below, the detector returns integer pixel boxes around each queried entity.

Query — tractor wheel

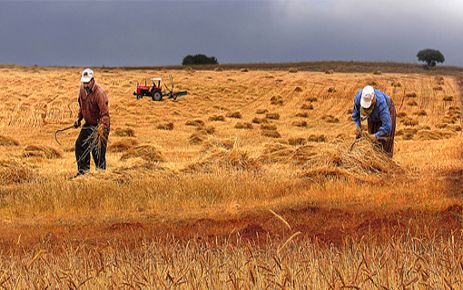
[136,94,142,99]
[152,92,162,101]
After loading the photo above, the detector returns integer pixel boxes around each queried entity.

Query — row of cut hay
[183,147,261,173]
[120,145,164,162]
[23,145,62,159]
[0,159,36,184]
[259,139,402,178]
[0,135,19,146]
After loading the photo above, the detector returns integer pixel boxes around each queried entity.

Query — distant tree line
[182,54,218,65]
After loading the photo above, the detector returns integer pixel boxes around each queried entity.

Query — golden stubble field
[0,65,461,288]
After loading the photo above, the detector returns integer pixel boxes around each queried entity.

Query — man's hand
[73,118,81,129]
[366,133,378,142]
[355,127,362,138]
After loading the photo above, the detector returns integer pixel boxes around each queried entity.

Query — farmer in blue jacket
[352,85,396,157]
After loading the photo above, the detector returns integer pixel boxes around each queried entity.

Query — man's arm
[375,103,392,137]
[351,91,362,128]
[96,89,110,129]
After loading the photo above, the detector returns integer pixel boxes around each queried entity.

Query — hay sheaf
[0,159,36,184]
[259,140,402,177]
[23,145,62,159]
[114,128,135,137]
[120,145,164,162]
[0,135,20,146]
[184,148,261,173]
[108,138,139,153]
[201,138,236,152]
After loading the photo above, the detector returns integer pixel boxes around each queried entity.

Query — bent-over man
[352,85,396,157]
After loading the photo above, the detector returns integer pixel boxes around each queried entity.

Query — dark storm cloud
[0,0,461,66]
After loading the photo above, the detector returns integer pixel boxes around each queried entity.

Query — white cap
[360,86,375,108]
[81,68,94,83]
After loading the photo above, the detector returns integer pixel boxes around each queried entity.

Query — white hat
[360,86,375,108]
[81,68,94,83]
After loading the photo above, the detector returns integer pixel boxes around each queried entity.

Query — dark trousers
[75,125,109,174]
[368,101,397,157]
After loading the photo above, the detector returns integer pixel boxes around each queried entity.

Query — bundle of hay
[252,117,268,124]
[270,96,284,105]
[114,128,135,137]
[208,115,226,122]
[185,119,205,127]
[189,131,207,145]
[0,135,19,147]
[301,104,314,110]
[234,122,253,129]
[292,121,307,127]
[0,159,36,184]
[294,86,303,92]
[259,140,402,178]
[256,109,269,114]
[266,113,280,120]
[295,112,309,118]
[120,145,164,162]
[288,137,306,146]
[327,87,336,93]
[261,129,281,138]
[108,138,139,153]
[226,111,242,119]
[443,96,453,102]
[306,97,318,103]
[261,124,277,131]
[258,143,296,164]
[156,122,174,130]
[184,147,261,173]
[201,138,235,152]
[307,134,327,143]
[288,68,298,73]
[321,115,339,123]
[23,145,62,159]
[401,117,419,126]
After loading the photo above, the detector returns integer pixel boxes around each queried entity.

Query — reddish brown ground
[0,203,461,253]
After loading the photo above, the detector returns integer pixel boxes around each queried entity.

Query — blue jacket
[352,89,392,137]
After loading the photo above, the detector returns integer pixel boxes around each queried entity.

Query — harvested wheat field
[0,64,462,288]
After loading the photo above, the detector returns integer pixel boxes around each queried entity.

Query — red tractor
[133,76,187,101]
[134,78,163,101]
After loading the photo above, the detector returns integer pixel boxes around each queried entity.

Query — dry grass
[0,159,36,184]
[0,235,462,289]
[156,122,174,130]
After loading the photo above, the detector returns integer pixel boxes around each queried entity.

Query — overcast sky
[0,0,462,67]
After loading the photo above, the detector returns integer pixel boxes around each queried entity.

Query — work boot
[69,171,85,180]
